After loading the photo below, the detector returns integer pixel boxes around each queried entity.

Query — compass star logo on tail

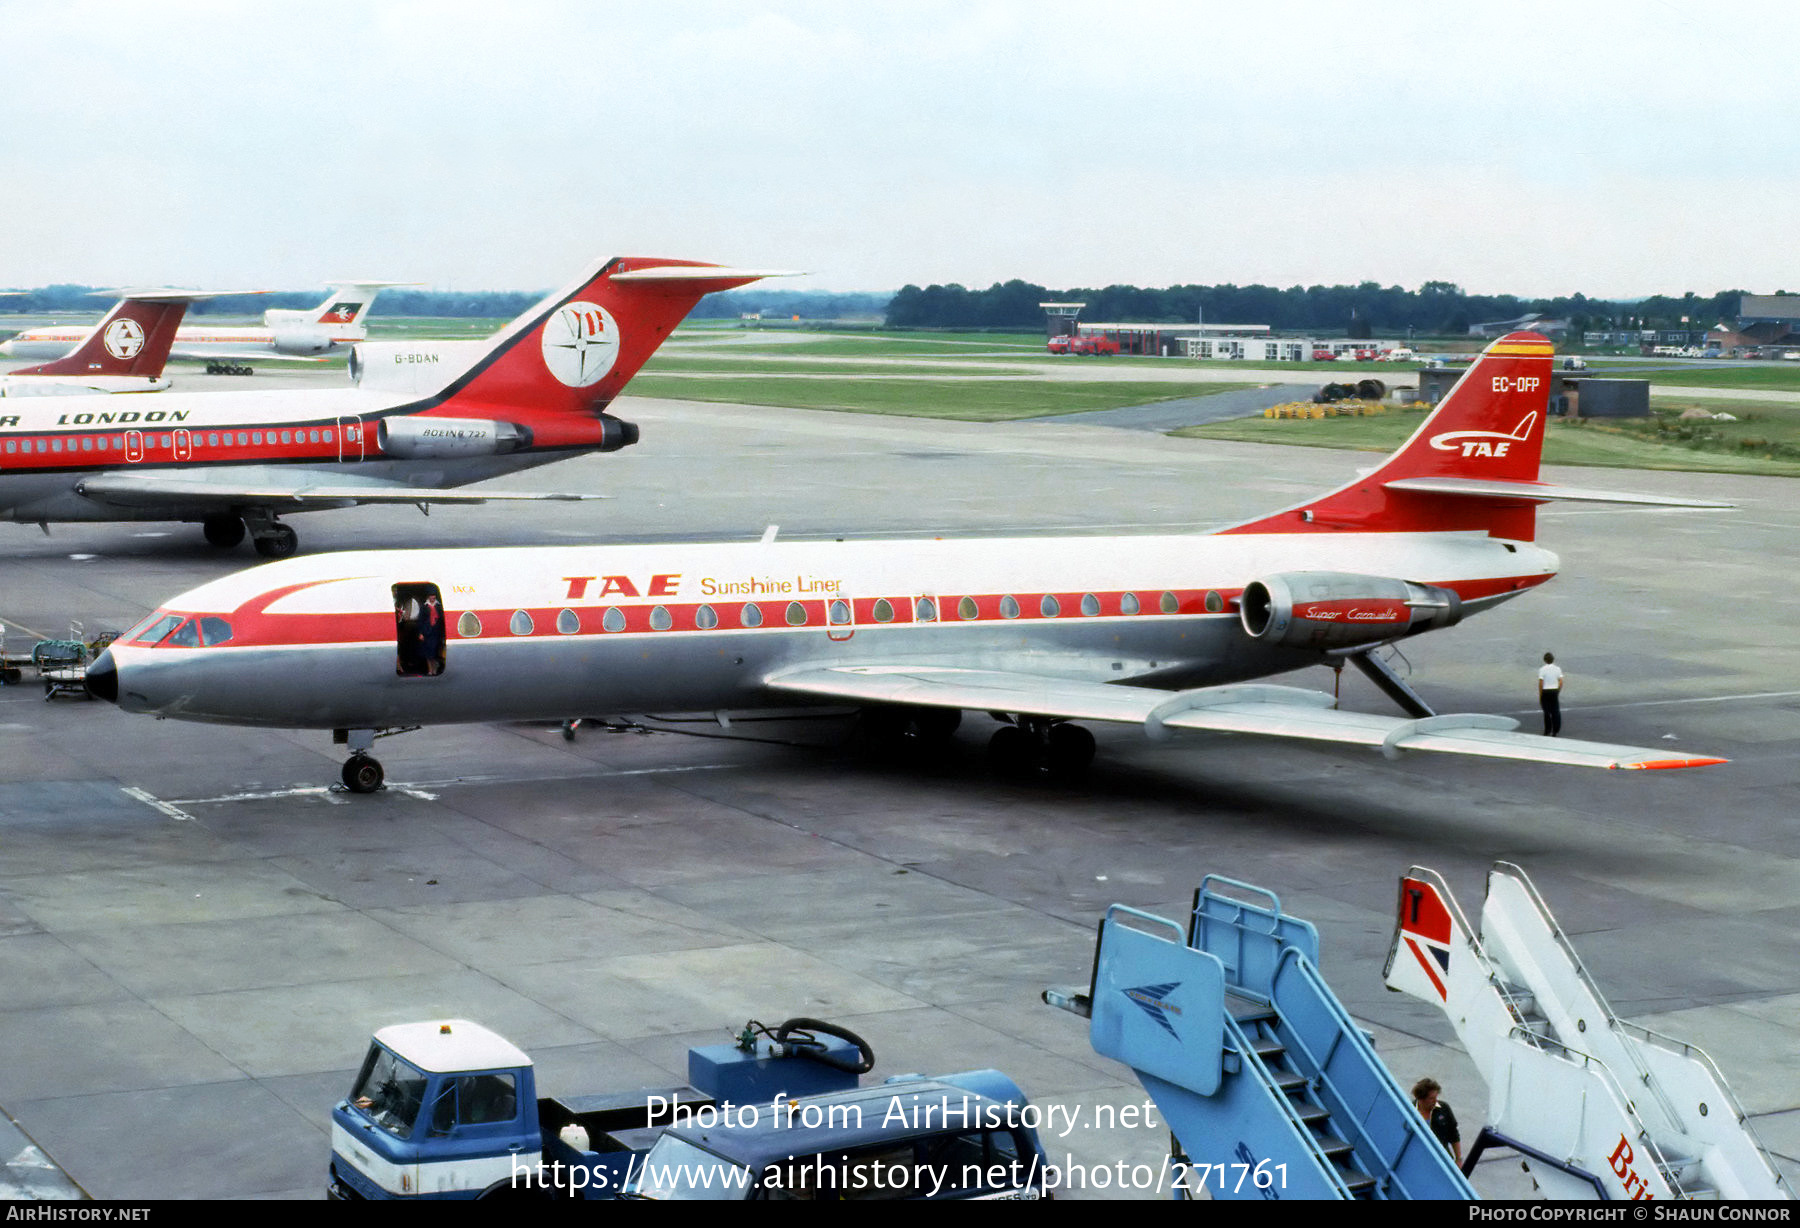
[540,301,621,388]
[103,318,146,360]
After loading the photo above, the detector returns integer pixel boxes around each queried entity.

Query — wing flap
[767,664,1160,724]
[765,665,1726,771]
[75,472,600,512]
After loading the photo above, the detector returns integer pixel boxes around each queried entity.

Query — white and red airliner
[87,332,1730,792]
[0,257,782,555]
[1,281,405,372]
[2,289,219,396]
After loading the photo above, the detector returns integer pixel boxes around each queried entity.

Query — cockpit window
[166,619,201,648]
[199,617,234,647]
[133,615,183,645]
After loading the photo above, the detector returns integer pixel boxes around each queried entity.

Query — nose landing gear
[342,754,385,794]
[334,727,413,795]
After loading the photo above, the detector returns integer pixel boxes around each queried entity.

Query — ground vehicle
[1310,348,1336,361]
[328,1017,1048,1200]
[1044,333,1114,356]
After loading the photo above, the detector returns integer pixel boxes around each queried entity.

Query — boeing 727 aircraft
[0,257,782,555]
[87,332,1729,792]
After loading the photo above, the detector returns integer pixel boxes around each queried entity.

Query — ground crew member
[1538,652,1564,737]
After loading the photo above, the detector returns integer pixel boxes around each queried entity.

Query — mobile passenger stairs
[1047,876,1475,1199]
[1385,862,1791,1201]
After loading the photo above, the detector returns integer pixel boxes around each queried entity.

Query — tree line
[4,280,1760,334]
[881,279,1754,335]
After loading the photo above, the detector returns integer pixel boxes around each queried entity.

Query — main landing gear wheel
[202,514,246,548]
[988,720,1096,783]
[253,523,299,559]
[859,705,962,761]
[342,754,384,794]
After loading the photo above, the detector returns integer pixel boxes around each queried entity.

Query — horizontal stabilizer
[74,472,602,512]
[609,266,802,283]
[90,288,269,302]
[766,665,1727,771]
[1384,476,1732,509]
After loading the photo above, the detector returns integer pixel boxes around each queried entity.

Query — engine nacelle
[348,340,486,393]
[267,325,338,356]
[1239,571,1461,650]
[376,416,531,458]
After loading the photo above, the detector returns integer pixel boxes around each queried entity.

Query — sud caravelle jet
[1,281,406,373]
[87,331,1732,794]
[0,257,783,556]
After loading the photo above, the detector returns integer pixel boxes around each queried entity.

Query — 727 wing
[72,471,601,514]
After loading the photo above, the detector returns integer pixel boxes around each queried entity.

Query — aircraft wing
[169,348,334,363]
[765,665,1726,771]
[74,471,601,512]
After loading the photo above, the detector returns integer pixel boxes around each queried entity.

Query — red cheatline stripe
[1405,936,1449,1001]
[131,573,1554,650]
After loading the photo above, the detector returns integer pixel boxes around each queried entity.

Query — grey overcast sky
[2,1,1792,298]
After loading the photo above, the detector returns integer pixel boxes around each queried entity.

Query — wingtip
[1619,756,1731,771]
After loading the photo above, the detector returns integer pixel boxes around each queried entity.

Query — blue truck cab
[329,1020,552,1199]
[328,1016,1047,1201]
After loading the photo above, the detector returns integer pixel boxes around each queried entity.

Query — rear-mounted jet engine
[1239,571,1461,650]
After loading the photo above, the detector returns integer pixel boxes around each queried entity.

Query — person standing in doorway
[1538,652,1564,737]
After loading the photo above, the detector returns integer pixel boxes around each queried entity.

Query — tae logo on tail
[541,300,621,387]
[1429,413,1539,459]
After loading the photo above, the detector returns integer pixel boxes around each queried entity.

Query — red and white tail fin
[264,282,410,331]
[1223,331,1557,540]
[1382,867,1477,1006]
[420,256,790,424]
[309,283,399,327]
[10,292,196,379]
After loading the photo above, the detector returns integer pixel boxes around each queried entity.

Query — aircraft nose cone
[86,648,118,704]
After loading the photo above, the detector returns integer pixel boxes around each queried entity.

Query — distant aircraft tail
[421,256,789,425]
[1381,867,1478,1006]
[9,292,195,380]
[1223,331,1556,540]
[265,282,405,330]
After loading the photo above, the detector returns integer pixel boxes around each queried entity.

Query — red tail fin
[1223,331,1556,540]
[1383,869,1470,1005]
[426,256,784,424]
[12,295,190,379]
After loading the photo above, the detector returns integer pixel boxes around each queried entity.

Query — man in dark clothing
[1412,1077,1462,1164]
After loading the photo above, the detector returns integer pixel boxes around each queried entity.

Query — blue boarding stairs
[1047,875,1474,1200]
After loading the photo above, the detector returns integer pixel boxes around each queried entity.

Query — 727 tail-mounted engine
[375,416,531,458]
[1239,571,1462,650]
